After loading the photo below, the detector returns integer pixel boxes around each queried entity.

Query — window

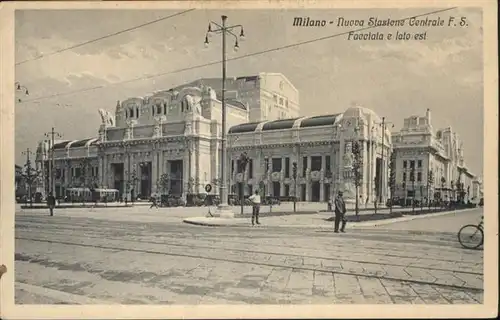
[417,172,422,182]
[95,167,99,177]
[231,160,235,174]
[273,94,277,102]
[130,108,134,118]
[279,98,283,105]
[311,156,322,172]
[284,184,290,196]
[285,157,290,178]
[157,104,162,115]
[410,160,415,169]
[264,158,269,173]
[272,158,282,173]
[302,156,308,176]
[418,160,422,168]
[403,172,407,181]
[403,160,407,168]
[152,106,155,116]
[285,100,289,107]
[136,107,139,117]
[325,155,331,173]
[248,159,253,178]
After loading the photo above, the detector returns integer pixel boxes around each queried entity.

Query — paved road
[15,207,483,305]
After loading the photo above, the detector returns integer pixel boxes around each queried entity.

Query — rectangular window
[311,156,322,172]
[285,100,289,107]
[95,167,99,177]
[236,159,243,173]
[264,158,269,173]
[418,160,422,168]
[403,172,407,181]
[248,159,253,178]
[410,160,415,169]
[403,160,407,168]
[157,105,162,114]
[417,172,422,182]
[302,156,308,176]
[279,97,283,105]
[272,158,282,173]
[231,160,235,174]
[285,157,290,178]
[325,156,331,173]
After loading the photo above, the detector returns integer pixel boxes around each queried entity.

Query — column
[151,148,158,194]
[183,148,190,196]
[306,156,312,201]
[338,137,345,193]
[280,157,285,196]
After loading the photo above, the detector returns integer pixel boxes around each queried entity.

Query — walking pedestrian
[47,192,56,217]
[150,194,159,209]
[248,190,261,226]
[334,191,347,233]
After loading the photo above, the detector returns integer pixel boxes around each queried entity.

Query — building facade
[391,109,480,203]
[227,106,392,203]
[34,74,297,200]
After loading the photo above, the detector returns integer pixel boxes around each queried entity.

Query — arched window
[181,100,184,112]
[130,108,134,118]
[163,103,167,115]
[152,105,155,116]
[136,107,139,117]
[157,103,162,115]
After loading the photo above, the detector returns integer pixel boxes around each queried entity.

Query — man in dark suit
[334,191,347,233]
[47,192,56,217]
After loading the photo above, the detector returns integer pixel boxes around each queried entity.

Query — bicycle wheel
[458,225,484,249]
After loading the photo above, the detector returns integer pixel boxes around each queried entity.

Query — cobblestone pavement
[15,207,483,305]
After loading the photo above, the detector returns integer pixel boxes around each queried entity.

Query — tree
[21,161,40,207]
[440,176,446,207]
[351,141,362,216]
[427,170,434,209]
[158,173,171,194]
[388,151,396,213]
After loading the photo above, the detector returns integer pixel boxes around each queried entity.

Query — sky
[14,7,483,176]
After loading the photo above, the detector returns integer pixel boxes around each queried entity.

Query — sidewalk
[183,207,479,228]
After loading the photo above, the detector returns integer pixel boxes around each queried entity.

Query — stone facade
[227,106,392,204]
[391,109,480,203]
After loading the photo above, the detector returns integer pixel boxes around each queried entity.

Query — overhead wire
[15,9,195,66]
[18,7,457,104]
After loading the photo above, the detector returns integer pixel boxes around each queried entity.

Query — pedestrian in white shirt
[248,190,261,226]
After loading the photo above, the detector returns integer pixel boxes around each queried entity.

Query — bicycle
[458,216,484,249]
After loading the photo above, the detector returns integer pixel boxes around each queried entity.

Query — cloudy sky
[15,7,483,176]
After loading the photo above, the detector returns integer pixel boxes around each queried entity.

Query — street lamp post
[44,127,63,198]
[292,161,298,212]
[205,15,245,217]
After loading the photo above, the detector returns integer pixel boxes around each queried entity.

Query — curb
[350,208,480,228]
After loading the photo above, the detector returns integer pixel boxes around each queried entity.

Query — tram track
[15,227,482,276]
[15,235,483,293]
[15,218,481,266]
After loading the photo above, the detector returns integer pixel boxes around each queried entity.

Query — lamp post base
[212,203,235,218]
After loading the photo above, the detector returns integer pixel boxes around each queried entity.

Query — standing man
[248,189,261,226]
[150,194,159,209]
[334,191,347,233]
[47,192,56,217]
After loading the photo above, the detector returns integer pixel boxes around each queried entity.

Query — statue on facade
[185,94,203,117]
[125,120,135,140]
[343,142,354,168]
[98,108,115,127]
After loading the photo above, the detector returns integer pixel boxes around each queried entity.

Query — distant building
[227,105,392,203]
[34,75,296,200]
[391,109,479,203]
